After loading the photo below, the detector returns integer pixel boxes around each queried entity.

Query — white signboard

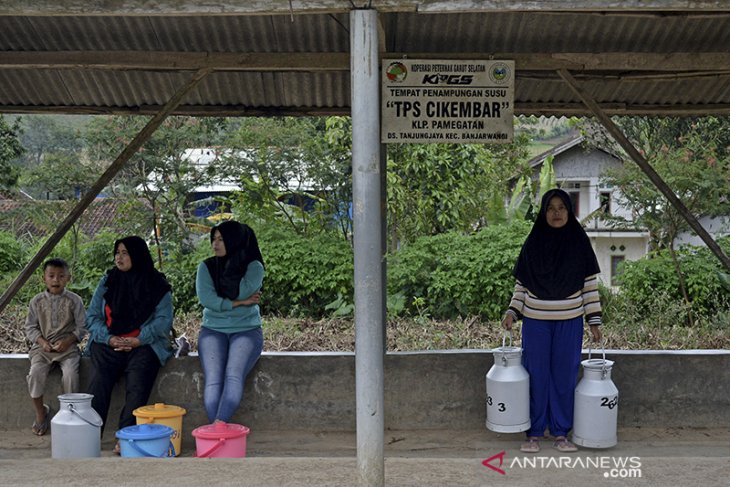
[381,59,514,144]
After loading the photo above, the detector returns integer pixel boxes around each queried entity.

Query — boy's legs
[59,353,81,393]
[27,354,52,424]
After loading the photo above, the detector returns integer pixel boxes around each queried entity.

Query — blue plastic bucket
[115,423,176,458]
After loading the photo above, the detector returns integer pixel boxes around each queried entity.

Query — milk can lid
[492,346,522,357]
[192,421,250,440]
[133,402,187,418]
[58,393,94,402]
[581,358,614,370]
[115,423,174,440]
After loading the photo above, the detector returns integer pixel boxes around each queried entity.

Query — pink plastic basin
[191,421,250,458]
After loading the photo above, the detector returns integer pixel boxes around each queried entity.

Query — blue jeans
[198,326,263,423]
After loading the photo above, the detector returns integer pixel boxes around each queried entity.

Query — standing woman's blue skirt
[521,316,584,438]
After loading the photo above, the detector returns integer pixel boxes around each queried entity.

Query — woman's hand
[109,335,139,352]
[501,313,514,330]
[233,291,262,308]
[590,325,602,343]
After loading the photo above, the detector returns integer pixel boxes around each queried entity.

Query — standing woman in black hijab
[502,188,602,454]
[85,236,173,452]
[195,220,264,423]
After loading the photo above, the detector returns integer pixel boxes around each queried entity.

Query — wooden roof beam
[1,0,728,16]
[0,52,350,72]
[2,51,729,72]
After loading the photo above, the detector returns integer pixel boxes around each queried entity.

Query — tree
[15,115,89,199]
[0,115,24,190]
[583,116,730,325]
[85,115,230,249]
[16,115,86,167]
[224,117,353,240]
[386,133,531,247]
[22,152,103,200]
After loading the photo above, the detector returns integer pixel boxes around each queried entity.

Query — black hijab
[103,236,172,336]
[513,188,600,300]
[204,221,264,300]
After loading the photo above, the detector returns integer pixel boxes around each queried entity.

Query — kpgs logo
[421,73,474,85]
[386,62,408,82]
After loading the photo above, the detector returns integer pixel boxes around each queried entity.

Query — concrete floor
[1,426,729,486]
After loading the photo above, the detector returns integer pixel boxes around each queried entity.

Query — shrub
[616,236,730,325]
[256,225,354,317]
[0,230,23,273]
[388,220,531,320]
[64,231,120,303]
[162,237,211,314]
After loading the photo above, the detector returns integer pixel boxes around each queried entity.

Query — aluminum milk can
[572,348,619,448]
[485,334,530,433]
[51,393,104,458]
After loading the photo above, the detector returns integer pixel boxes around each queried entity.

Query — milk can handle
[68,403,103,427]
[127,439,176,458]
[500,331,513,365]
[587,340,608,378]
[502,331,513,348]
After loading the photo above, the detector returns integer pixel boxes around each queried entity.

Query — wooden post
[557,68,730,272]
[0,68,211,314]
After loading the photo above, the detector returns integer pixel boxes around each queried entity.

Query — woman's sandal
[520,437,540,453]
[31,404,50,436]
[553,436,578,452]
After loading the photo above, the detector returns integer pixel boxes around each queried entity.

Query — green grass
[2,305,727,354]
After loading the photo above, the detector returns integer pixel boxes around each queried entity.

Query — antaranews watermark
[483,451,642,479]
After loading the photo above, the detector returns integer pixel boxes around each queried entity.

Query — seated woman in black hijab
[502,188,602,454]
[85,236,173,453]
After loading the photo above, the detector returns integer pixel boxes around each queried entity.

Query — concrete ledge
[2,350,729,448]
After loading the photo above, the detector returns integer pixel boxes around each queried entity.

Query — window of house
[610,255,625,286]
[600,192,612,215]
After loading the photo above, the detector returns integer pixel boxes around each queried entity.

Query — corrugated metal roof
[0,9,729,116]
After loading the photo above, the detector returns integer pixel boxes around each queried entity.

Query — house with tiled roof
[0,196,145,240]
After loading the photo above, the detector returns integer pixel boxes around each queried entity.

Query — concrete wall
[2,350,729,447]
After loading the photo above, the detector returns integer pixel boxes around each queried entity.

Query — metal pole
[0,68,211,314]
[351,8,385,487]
[558,68,730,272]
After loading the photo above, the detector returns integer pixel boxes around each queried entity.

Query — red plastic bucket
[192,421,250,458]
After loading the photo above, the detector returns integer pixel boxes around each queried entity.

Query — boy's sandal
[553,436,578,452]
[520,437,540,453]
[31,404,51,436]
